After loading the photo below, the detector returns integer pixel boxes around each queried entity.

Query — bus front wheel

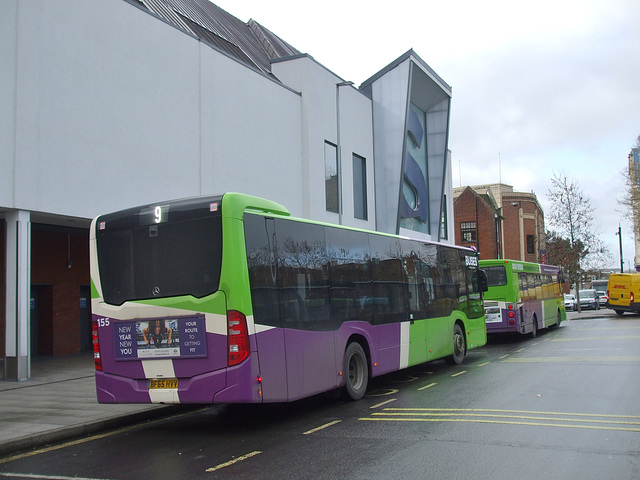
[344,342,368,401]
[446,324,466,365]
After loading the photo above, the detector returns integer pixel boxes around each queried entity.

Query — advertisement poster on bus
[113,315,207,360]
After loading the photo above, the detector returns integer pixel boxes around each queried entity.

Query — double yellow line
[360,408,640,432]
[501,356,640,363]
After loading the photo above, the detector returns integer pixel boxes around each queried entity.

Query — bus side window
[245,215,281,327]
[369,235,408,324]
[326,227,372,324]
[400,239,431,320]
[274,219,330,330]
[519,273,528,302]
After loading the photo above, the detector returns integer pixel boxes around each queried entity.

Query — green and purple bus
[91,193,487,404]
[480,259,565,337]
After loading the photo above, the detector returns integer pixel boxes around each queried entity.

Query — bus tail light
[228,310,250,366]
[631,292,635,303]
[92,318,103,371]
[507,303,516,325]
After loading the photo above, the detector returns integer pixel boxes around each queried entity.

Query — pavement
[0,353,179,457]
[0,307,613,458]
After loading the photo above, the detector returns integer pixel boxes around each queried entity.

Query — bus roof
[479,259,561,274]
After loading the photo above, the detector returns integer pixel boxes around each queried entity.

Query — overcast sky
[215,0,640,270]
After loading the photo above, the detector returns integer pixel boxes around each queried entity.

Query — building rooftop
[130,0,301,78]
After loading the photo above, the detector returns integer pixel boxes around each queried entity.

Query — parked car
[595,290,608,306]
[578,289,600,310]
[564,293,576,311]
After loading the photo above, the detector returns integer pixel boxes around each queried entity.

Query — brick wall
[31,227,90,356]
[502,204,521,260]
[502,197,544,262]
[453,188,499,259]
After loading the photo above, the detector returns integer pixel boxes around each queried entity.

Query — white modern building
[1,0,454,379]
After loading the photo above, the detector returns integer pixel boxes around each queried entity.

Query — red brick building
[452,187,502,259]
[453,183,546,263]
[0,222,90,360]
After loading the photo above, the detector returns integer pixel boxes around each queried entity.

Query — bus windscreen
[96,201,223,305]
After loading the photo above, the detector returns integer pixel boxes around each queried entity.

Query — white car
[564,294,576,311]
[596,291,608,306]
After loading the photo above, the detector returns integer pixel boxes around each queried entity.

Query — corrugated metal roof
[134,0,301,79]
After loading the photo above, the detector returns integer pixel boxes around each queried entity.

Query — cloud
[214,0,640,268]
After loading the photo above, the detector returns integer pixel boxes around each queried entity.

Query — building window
[325,141,338,213]
[440,195,448,240]
[527,235,535,255]
[461,221,476,243]
[400,104,429,234]
[352,153,367,220]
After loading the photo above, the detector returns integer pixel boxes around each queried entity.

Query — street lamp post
[616,225,624,273]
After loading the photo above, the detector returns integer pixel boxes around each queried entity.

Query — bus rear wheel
[344,342,368,401]
[445,324,465,365]
[531,316,538,338]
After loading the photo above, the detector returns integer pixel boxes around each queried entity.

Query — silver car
[578,289,600,310]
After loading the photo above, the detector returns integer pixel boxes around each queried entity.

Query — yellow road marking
[417,382,437,391]
[205,451,262,472]
[364,388,399,397]
[451,371,467,377]
[359,416,640,432]
[0,423,143,465]
[370,398,397,409]
[501,356,640,363]
[0,407,208,465]
[303,420,341,435]
[373,412,640,427]
[359,407,640,432]
[552,336,640,341]
[383,407,640,419]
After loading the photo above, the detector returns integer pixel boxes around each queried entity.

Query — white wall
[1,0,303,219]
[272,56,375,229]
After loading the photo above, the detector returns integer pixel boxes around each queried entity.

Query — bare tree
[546,172,610,311]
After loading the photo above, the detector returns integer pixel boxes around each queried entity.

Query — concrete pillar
[4,210,31,381]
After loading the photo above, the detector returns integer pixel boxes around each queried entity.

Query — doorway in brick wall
[31,284,53,356]
[80,285,91,353]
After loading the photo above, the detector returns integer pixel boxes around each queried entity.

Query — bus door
[248,215,336,402]
[278,221,336,401]
[519,273,532,329]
